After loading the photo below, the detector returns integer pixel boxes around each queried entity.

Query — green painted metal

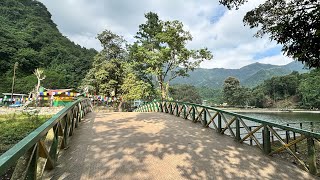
[263,125,271,154]
[0,98,92,178]
[307,137,317,175]
[135,100,320,139]
[236,117,241,141]
[217,113,222,133]
[134,100,320,175]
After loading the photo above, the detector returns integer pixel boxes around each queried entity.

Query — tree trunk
[11,64,17,104]
[118,100,123,112]
[35,79,40,107]
[159,81,166,100]
[158,75,166,100]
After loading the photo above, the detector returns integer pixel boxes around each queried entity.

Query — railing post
[192,106,196,122]
[170,103,173,114]
[236,117,241,141]
[262,125,271,154]
[217,113,222,133]
[176,103,179,117]
[156,102,159,112]
[203,109,207,127]
[183,105,187,119]
[307,137,317,175]
[249,126,253,145]
[26,144,39,179]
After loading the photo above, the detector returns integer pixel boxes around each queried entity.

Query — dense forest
[0,0,97,94]
[177,69,320,109]
[1,0,319,110]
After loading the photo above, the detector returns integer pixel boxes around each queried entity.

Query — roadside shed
[46,89,80,106]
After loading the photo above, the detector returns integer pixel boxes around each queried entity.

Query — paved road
[46,112,317,180]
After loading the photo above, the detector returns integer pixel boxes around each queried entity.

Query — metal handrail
[135,100,319,175]
[0,98,92,178]
[136,100,320,138]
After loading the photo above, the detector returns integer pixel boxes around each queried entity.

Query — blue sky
[39,0,293,69]
[253,47,282,59]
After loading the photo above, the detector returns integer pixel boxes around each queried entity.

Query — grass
[0,113,52,155]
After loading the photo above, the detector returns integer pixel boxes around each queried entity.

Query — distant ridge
[171,61,308,88]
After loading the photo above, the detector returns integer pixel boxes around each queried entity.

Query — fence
[135,100,320,175]
[0,98,92,179]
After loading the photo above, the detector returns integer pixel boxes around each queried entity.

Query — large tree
[220,0,320,68]
[169,84,202,104]
[223,76,249,106]
[129,12,213,100]
[82,30,126,96]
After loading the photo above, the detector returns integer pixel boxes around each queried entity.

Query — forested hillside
[171,61,307,88]
[0,0,97,94]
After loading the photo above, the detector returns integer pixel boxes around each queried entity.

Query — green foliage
[81,30,126,96]
[220,0,320,68]
[298,69,320,108]
[129,12,213,99]
[0,113,51,155]
[0,0,97,93]
[172,62,307,89]
[121,73,153,101]
[169,84,202,104]
[197,87,223,105]
[223,77,250,106]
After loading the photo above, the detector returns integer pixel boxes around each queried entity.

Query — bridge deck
[46,112,315,180]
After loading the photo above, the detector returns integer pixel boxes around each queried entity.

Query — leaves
[0,0,97,93]
[130,12,213,99]
[220,0,320,68]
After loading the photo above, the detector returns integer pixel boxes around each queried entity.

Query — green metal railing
[135,100,320,175]
[0,98,92,179]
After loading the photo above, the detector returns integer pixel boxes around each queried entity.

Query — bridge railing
[0,98,92,179]
[135,100,320,175]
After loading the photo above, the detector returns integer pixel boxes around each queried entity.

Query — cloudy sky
[39,0,293,69]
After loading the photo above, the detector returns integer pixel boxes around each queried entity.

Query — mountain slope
[171,61,307,88]
[0,0,97,93]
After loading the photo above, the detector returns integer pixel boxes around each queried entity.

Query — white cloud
[257,54,293,66]
[39,0,293,69]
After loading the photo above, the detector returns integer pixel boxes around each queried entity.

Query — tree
[169,84,202,104]
[82,30,126,97]
[121,72,153,102]
[129,12,213,100]
[11,62,19,103]
[220,0,320,68]
[298,69,320,108]
[34,68,46,106]
[0,0,97,92]
[197,87,224,105]
[223,76,249,106]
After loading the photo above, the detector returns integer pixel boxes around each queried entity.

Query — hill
[171,61,308,88]
[0,0,97,94]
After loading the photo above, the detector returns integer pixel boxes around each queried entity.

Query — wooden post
[307,137,317,175]
[263,125,271,154]
[183,105,187,119]
[236,117,241,141]
[218,113,222,133]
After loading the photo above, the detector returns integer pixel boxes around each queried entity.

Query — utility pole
[11,62,18,104]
